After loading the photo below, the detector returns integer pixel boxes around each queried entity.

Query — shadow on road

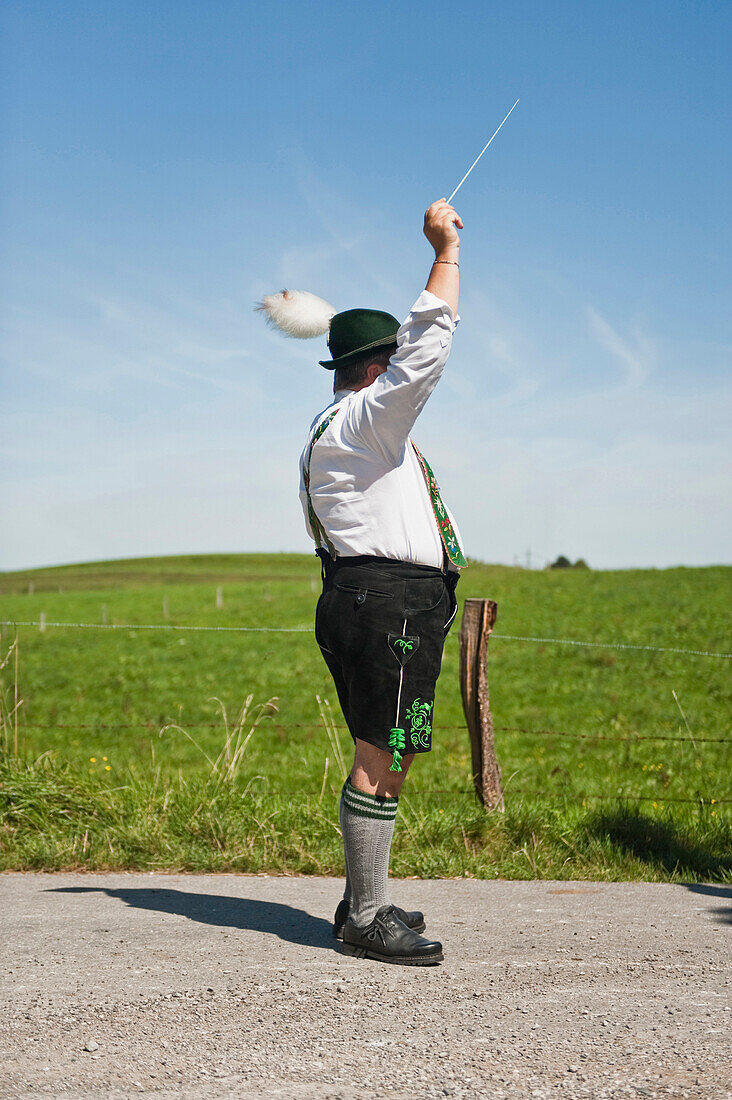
[683,883,732,925]
[47,886,335,949]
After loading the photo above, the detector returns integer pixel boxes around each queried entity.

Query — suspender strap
[306,412,466,569]
[411,441,468,568]
[303,408,341,560]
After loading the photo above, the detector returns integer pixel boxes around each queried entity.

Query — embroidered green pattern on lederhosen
[303,408,341,560]
[411,442,468,568]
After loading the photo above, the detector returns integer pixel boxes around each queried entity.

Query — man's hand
[424,199,461,319]
[423,198,463,258]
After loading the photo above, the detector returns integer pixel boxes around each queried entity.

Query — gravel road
[1,873,730,1100]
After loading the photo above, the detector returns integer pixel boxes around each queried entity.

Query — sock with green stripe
[339,777,399,929]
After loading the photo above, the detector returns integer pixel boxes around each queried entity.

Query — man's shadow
[48,886,335,949]
[684,883,732,926]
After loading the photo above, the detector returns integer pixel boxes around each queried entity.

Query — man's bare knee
[351,739,416,797]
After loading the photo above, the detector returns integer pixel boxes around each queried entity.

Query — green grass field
[1,554,730,880]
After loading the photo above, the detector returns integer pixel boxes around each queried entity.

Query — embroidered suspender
[303,408,341,560]
[411,442,468,568]
[304,411,466,569]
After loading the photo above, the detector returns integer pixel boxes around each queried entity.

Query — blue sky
[1,0,730,570]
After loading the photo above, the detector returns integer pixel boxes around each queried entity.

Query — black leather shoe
[341,904,443,966]
[332,898,426,940]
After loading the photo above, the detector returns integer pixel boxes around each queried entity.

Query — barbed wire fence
[1,615,730,807]
[2,617,731,659]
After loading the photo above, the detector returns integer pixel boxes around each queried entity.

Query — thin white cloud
[286,152,409,303]
[1,275,262,401]
[2,184,730,571]
[586,306,654,390]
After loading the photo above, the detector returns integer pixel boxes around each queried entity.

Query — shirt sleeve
[338,290,459,465]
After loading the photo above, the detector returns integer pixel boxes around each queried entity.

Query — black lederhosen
[314,551,460,757]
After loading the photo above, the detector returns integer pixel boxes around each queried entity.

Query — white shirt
[298,289,465,569]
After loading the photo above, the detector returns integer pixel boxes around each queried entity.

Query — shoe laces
[370,905,397,940]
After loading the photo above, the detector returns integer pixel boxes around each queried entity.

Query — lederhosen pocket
[315,560,456,766]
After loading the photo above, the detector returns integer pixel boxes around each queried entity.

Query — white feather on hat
[255,290,336,339]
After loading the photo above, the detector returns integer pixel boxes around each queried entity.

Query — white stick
[447,99,519,204]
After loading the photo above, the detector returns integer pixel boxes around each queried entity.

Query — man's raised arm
[338,198,463,463]
[424,198,461,320]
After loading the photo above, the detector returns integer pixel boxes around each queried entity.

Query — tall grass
[1,674,729,880]
[0,634,22,756]
[1,555,730,879]
[159,694,278,785]
[2,746,730,880]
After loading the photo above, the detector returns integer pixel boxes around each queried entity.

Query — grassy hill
[1,554,730,880]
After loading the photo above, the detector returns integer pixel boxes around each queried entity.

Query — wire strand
[414,790,731,804]
[495,725,731,744]
[489,632,732,659]
[13,720,732,743]
[0,619,310,633]
[1,619,730,658]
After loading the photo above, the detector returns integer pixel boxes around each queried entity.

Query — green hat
[319,308,400,370]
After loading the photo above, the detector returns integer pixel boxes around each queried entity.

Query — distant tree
[549,555,572,569]
[573,558,590,570]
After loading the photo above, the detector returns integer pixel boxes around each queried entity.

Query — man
[299,198,466,966]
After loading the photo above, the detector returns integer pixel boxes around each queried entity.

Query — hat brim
[319,334,398,370]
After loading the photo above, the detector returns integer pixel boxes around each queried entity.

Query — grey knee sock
[342,855,351,908]
[339,777,399,928]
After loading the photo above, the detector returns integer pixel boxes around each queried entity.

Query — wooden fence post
[459,598,503,810]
